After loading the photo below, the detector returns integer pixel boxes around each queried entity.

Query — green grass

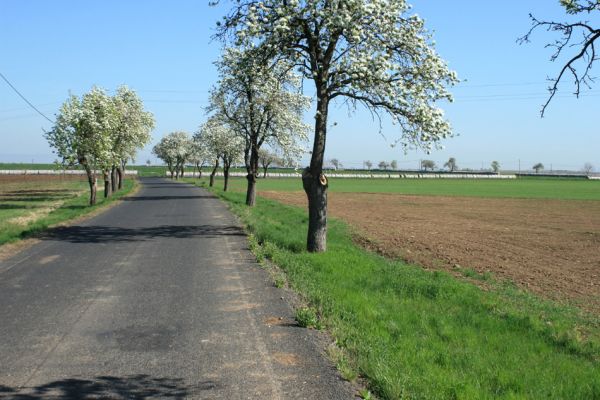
[197,182,600,399]
[0,178,136,245]
[204,175,600,200]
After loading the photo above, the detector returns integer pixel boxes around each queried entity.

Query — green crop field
[192,175,600,201]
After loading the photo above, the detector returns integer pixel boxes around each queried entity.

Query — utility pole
[518,159,521,174]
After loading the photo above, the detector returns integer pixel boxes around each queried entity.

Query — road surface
[0,178,355,399]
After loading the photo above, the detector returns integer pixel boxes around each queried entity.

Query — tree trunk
[196,162,203,178]
[118,161,126,190]
[303,93,329,252]
[246,174,257,205]
[263,166,268,178]
[209,158,219,187]
[84,166,97,206]
[223,161,230,192]
[245,140,259,206]
[111,165,118,192]
[117,167,124,190]
[103,169,112,198]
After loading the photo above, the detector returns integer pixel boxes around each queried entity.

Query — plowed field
[262,191,600,312]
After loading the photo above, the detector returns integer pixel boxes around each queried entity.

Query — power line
[0,71,54,123]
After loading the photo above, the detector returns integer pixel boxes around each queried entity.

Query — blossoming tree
[45,87,117,205]
[217,0,457,251]
[208,46,309,205]
[152,131,193,179]
[112,86,155,190]
[196,118,244,191]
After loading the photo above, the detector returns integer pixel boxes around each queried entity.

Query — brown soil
[261,191,600,312]
[0,174,86,184]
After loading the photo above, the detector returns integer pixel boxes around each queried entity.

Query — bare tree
[378,161,389,170]
[330,158,342,170]
[583,162,594,174]
[444,157,457,172]
[519,1,600,116]
[364,160,373,171]
[533,162,545,173]
[390,160,398,170]
[259,148,279,178]
[421,159,436,171]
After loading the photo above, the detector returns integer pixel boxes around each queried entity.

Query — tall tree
[112,86,155,190]
[390,160,398,170]
[364,160,373,171]
[519,0,600,116]
[533,162,545,173]
[218,0,457,251]
[46,87,117,205]
[208,46,309,206]
[378,161,389,170]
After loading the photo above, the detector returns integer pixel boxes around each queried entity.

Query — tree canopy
[217,0,457,251]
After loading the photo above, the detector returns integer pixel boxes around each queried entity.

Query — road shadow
[142,185,192,189]
[40,224,245,243]
[0,374,218,399]
[123,195,215,201]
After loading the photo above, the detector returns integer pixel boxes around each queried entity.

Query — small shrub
[296,307,323,329]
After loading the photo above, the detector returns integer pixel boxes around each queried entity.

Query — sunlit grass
[198,181,600,399]
[0,178,136,245]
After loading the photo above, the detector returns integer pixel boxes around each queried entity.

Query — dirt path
[262,191,600,312]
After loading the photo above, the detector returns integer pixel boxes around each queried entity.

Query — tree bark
[117,167,124,190]
[118,160,126,190]
[245,140,259,206]
[246,173,257,205]
[263,166,268,178]
[303,93,329,252]
[303,169,328,252]
[196,162,203,178]
[103,169,112,198]
[111,165,118,192]
[84,166,97,206]
[223,157,231,192]
[209,158,219,187]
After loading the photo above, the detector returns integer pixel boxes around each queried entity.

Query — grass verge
[197,182,600,400]
[0,179,137,245]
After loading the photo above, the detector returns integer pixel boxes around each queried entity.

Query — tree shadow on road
[0,374,218,399]
[40,224,245,243]
[123,195,215,201]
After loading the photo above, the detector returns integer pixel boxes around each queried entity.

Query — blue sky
[1,0,598,171]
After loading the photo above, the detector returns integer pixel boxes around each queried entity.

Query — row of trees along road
[216,0,458,252]
[45,86,155,205]
[152,125,295,192]
[207,46,310,206]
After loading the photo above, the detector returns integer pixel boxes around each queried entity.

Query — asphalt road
[0,178,355,399]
